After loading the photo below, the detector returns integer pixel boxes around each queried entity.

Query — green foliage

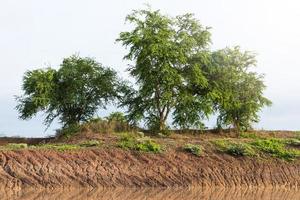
[183,144,203,156]
[251,139,300,161]
[213,140,257,157]
[81,116,132,134]
[16,55,123,129]
[56,124,80,139]
[117,134,137,149]
[5,143,28,150]
[36,144,80,152]
[105,112,127,123]
[117,7,212,132]
[211,47,272,132]
[135,139,161,153]
[117,133,161,153]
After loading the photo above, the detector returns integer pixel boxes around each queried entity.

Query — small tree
[211,47,272,132]
[16,55,122,128]
[117,7,212,132]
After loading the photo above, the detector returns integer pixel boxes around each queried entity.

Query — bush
[6,143,28,150]
[56,124,80,139]
[81,117,132,134]
[117,133,161,153]
[135,139,161,153]
[251,139,300,161]
[213,140,256,157]
[117,134,137,149]
[183,144,203,156]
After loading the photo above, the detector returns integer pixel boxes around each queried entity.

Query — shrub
[117,133,161,153]
[251,139,300,161]
[213,140,256,157]
[135,139,161,153]
[6,143,28,150]
[183,144,203,156]
[56,124,80,139]
[117,134,137,149]
[80,117,132,134]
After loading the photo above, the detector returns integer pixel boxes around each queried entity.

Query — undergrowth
[213,140,257,157]
[117,133,161,153]
[213,138,300,161]
[183,144,203,156]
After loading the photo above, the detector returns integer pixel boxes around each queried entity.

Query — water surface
[1,187,300,200]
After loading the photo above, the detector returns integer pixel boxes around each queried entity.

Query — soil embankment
[0,148,299,190]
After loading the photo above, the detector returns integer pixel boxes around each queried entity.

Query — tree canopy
[117,8,213,132]
[211,47,272,131]
[16,55,122,128]
[16,7,272,134]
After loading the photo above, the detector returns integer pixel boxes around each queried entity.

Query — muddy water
[1,188,300,200]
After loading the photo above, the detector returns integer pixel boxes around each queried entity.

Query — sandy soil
[0,148,298,190]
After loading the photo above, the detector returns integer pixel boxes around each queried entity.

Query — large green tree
[211,47,272,132]
[117,8,212,132]
[16,55,122,128]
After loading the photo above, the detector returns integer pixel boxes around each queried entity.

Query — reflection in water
[1,187,300,200]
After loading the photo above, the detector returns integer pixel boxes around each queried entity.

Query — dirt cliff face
[0,148,299,190]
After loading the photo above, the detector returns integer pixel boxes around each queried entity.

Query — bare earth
[0,147,299,190]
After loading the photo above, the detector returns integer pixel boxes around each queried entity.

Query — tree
[211,47,272,132]
[117,7,212,132]
[16,55,122,128]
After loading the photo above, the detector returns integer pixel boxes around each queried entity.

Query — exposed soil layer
[0,148,299,190]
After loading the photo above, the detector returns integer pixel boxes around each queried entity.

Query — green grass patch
[183,144,203,156]
[251,139,300,161]
[117,133,162,153]
[5,143,28,150]
[35,144,80,152]
[213,139,257,157]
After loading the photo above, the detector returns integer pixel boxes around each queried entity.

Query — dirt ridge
[0,149,299,189]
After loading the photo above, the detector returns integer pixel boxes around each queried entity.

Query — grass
[212,137,300,161]
[251,138,300,161]
[5,143,28,150]
[183,144,203,156]
[36,144,80,152]
[213,140,257,157]
[117,133,162,153]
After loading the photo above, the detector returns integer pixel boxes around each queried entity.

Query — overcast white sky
[0,0,299,137]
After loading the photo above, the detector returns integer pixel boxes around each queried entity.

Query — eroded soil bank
[0,148,299,190]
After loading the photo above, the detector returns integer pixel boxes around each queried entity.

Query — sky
[0,0,299,137]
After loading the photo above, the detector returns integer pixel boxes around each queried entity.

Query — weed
[251,139,300,161]
[183,144,203,156]
[36,144,80,152]
[5,143,28,150]
[213,140,256,157]
[117,133,161,153]
[135,139,161,153]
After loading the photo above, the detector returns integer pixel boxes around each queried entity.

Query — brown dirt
[0,148,299,190]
